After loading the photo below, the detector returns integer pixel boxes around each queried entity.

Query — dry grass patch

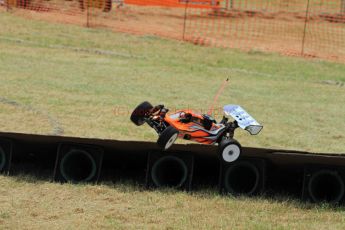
[1,176,345,229]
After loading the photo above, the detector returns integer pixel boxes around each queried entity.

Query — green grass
[1,175,345,229]
[1,10,345,229]
[1,11,344,153]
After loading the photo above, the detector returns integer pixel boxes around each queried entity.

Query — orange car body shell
[164,110,225,144]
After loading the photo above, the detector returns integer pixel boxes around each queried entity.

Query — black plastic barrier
[146,152,194,190]
[54,143,103,183]
[0,138,12,174]
[151,156,188,188]
[0,145,6,172]
[220,159,265,196]
[303,166,345,203]
[1,131,345,204]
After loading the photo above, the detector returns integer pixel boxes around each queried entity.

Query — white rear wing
[223,105,263,135]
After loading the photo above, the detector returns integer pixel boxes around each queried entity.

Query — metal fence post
[86,0,90,27]
[182,0,189,41]
[5,0,10,11]
[301,0,311,55]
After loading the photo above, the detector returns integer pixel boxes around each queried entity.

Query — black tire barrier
[59,149,97,183]
[223,161,260,195]
[308,170,345,203]
[4,131,345,205]
[0,139,12,174]
[151,156,188,188]
[0,146,6,172]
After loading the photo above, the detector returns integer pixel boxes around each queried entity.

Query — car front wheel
[130,101,153,126]
[157,126,179,150]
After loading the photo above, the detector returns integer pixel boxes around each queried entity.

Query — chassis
[130,101,262,163]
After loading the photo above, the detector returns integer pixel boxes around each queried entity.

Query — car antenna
[207,78,229,116]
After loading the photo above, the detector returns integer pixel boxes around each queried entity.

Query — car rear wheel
[219,139,241,163]
[130,101,153,126]
[157,126,179,150]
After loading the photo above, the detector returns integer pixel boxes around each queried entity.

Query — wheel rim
[222,144,240,162]
[165,133,178,150]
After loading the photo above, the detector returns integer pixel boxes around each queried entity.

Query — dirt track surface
[3,2,345,62]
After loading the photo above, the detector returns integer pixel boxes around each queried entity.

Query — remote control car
[130,102,263,163]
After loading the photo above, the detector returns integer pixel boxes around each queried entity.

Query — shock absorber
[226,120,238,139]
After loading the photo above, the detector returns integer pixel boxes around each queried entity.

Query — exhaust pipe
[59,149,97,183]
[224,161,260,195]
[0,146,6,171]
[151,156,188,188]
[308,170,345,203]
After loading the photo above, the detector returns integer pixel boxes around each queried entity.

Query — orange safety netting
[2,0,345,61]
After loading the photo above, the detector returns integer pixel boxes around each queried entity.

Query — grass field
[0,11,345,229]
[2,175,345,229]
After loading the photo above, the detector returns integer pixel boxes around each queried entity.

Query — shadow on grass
[5,168,345,213]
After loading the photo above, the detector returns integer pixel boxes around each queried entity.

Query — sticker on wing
[223,105,263,135]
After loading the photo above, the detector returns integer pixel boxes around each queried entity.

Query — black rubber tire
[224,161,260,195]
[308,170,345,203]
[157,126,179,150]
[218,138,241,163]
[130,101,153,126]
[59,149,97,183]
[151,156,188,188]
